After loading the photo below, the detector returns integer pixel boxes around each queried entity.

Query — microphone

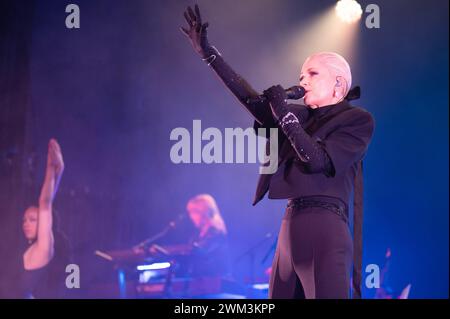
[133,214,185,250]
[246,85,306,105]
[169,214,185,228]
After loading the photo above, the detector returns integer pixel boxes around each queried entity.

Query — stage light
[252,283,270,290]
[335,0,362,23]
[136,262,171,271]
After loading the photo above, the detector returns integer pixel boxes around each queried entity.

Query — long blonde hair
[187,194,227,235]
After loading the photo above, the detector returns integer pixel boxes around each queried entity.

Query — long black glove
[263,85,334,175]
[180,5,215,58]
[180,5,271,125]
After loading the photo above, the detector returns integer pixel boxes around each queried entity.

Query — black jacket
[252,99,375,207]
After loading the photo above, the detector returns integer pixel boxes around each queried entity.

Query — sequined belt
[287,196,349,224]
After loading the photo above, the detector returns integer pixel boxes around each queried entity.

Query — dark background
[0,0,448,298]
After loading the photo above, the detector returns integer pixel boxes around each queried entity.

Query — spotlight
[335,0,363,23]
[136,262,171,271]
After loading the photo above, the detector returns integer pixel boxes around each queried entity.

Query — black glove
[263,85,290,122]
[180,5,215,59]
[264,86,333,174]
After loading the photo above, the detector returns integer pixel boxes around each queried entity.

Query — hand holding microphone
[246,85,305,105]
[261,85,306,122]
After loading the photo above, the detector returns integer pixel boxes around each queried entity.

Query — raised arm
[180,5,271,125]
[24,139,64,270]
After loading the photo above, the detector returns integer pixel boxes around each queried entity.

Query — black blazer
[252,99,375,207]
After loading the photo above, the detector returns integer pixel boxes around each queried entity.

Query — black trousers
[269,205,353,299]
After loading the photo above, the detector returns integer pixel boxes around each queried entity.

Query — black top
[19,236,71,298]
[20,263,50,299]
[177,227,230,278]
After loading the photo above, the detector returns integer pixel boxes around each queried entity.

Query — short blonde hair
[306,52,352,97]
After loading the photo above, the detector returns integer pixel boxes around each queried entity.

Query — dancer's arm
[24,139,64,269]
